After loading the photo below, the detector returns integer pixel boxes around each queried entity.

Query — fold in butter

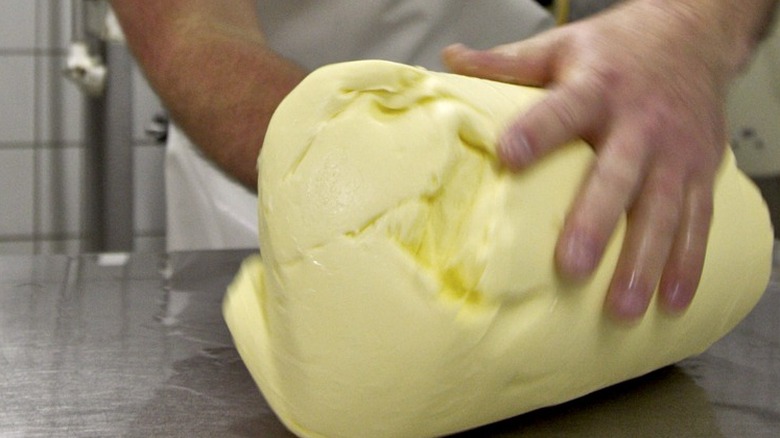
[223,60,773,438]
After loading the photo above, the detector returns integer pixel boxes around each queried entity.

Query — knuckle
[594,152,639,190]
[644,178,684,234]
[635,100,676,144]
[654,200,683,234]
[546,70,613,134]
[541,93,582,135]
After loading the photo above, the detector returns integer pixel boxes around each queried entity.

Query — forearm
[110,0,307,189]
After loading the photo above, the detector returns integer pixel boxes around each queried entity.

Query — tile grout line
[0,230,165,242]
[0,48,67,56]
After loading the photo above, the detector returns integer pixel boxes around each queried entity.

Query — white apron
[166,0,553,251]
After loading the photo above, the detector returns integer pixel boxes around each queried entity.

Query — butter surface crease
[223,60,773,438]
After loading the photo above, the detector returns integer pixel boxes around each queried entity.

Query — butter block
[223,60,773,438]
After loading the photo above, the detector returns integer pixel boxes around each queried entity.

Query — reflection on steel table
[0,248,777,437]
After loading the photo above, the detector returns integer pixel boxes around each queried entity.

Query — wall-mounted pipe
[71,0,85,41]
[66,0,134,253]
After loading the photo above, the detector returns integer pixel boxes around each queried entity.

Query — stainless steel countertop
[1,249,778,437]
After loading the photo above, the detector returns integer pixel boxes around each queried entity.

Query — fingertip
[604,264,656,323]
[604,283,652,323]
[441,43,462,61]
[555,230,601,280]
[442,43,470,56]
[658,275,698,315]
[497,127,534,170]
[657,188,711,316]
[441,43,476,71]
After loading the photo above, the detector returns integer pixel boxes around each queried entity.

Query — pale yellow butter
[223,60,773,438]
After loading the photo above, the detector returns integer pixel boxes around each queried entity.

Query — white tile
[133,146,166,233]
[132,64,164,143]
[0,0,36,50]
[0,241,34,255]
[35,147,83,236]
[38,54,86,145]
[0,149,34,236]
[0,56,35,143]
[36,238,84,255]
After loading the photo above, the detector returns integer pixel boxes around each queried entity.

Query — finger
[441,34,562,86]
[604,170,685,322]
[657,183,714,314]
[556,133,648,280]
[498,74,607,170]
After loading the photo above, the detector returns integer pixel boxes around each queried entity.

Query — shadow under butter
[452,365,722,437]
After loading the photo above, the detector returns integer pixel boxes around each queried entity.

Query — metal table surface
[1,249,778,437]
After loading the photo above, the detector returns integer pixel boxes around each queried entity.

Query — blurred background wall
[0,0,164,255]
[0,0,775,255]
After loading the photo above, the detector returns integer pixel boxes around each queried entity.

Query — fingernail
[558,233,598,280]
[608,272,651,322]
[610,289,649,322]
[442,43,474,65]
[446,43,469,53]
[662,282,694,314]
[498,129,533,170]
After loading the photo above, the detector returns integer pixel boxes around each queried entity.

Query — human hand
[443,1,740,322]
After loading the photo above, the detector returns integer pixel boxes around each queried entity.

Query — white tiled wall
[0,150,35,238]
[0,1,165,254]
[0,1,36,50]
[0,56,35,144]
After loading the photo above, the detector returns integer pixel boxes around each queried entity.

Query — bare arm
[110,0,307,189]
[444,0,779,322]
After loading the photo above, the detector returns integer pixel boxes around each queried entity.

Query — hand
[443,1,739,322]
